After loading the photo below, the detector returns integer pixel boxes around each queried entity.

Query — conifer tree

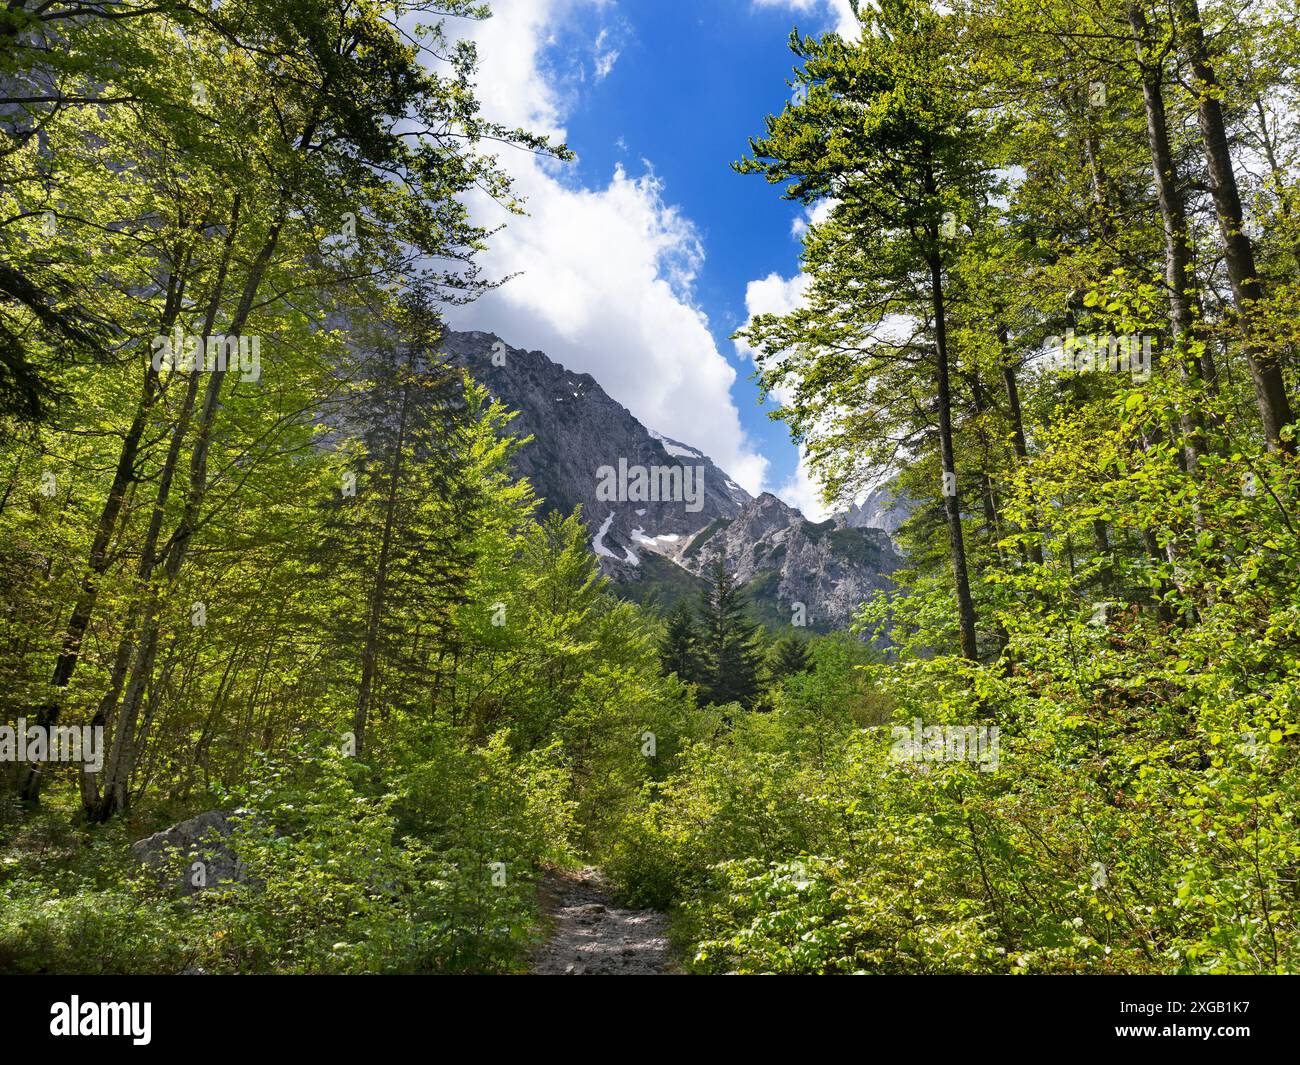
[768,634,812,681]
[695,558,763,709]
[657,601,699,683]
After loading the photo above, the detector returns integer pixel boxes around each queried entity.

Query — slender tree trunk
[91,205,280,821]
[1174,0,1295,451]
[998,332,1045,568]
[88,321,211,819]
[1092,519,1115,596]
[1127,3,1206,477]
[163,203,250,577]
[18,234,198,801]
[928,238,978,660]
[969,374,1003,545]
[1083,123,1112,242]
[1251,95,1300,279]
[1142,527,1175,624]
[88,89,326,818]
[354,375,413,760]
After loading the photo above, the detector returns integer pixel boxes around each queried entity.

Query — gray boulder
[131,809,256,895]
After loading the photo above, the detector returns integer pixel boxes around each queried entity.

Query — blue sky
[448,0,856,519]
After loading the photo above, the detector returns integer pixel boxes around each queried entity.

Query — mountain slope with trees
[439,328,903,629]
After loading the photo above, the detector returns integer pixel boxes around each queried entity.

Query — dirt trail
[532,867,678,975]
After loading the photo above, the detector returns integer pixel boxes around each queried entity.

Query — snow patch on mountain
[649,429,703,460]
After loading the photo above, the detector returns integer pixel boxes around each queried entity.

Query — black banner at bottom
[2,974,1294,1052]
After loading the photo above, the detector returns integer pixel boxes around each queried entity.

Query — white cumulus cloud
[779,446,835,522]
[592,27,620,82]
[444,0,769,495]
[790,197,837,240]
[734,270,834,519]
[734,270,810,374]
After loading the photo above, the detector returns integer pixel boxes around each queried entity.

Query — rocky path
[532,867,678,975]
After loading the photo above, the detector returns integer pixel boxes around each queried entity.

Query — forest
[2,0,1299,979]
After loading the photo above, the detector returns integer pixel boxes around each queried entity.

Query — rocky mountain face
[442,329,901,630]
[683,493,901,631]
[837,481,914,546]
[441,330,748,534]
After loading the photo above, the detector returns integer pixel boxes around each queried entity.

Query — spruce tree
[695,558,763,709]
[658,601,699,682]
[768,634,812,681]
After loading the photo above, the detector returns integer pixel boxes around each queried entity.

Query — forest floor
[531,867,679,975]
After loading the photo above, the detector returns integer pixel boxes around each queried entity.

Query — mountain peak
[442,328,899,629]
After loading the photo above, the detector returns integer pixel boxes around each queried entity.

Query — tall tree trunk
[1092,519,1115,596]
[353,374,413,760]
[87,87,327,819]
[18,231,200,802]
[1127,3,1206,477]
[1250,95,1300,280]
[1173,0,1295,452]
[90,206,280,822]
[928,235,979,660]
[998,330,1045,568]
[967,372,1004,548]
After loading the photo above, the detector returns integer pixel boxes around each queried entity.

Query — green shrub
[0,884,184,974]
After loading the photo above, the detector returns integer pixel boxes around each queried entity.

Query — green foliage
[614,0,1300,976]
[0,885,185,975]
[768,634,812,681]
[0,733,582,974]
[6,0,1300,980]
[0,0,692,975]
[172,739,563,974]
[657,601,699,683]
[695,558,764,709]
[613,657,1300,973]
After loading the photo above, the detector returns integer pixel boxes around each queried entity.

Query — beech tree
[4,0,568,813]
[736,0,1002,659]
